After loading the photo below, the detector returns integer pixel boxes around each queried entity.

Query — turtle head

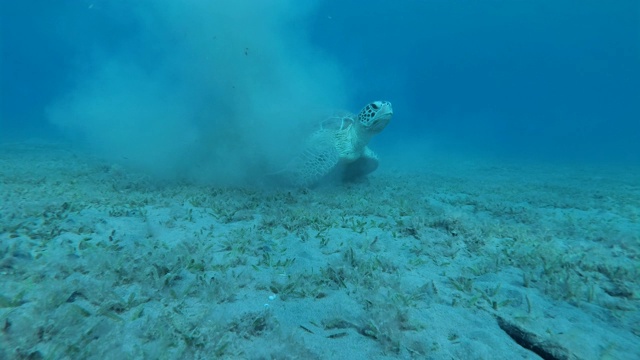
[357,101,393,134]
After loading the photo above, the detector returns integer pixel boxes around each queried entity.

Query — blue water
[1,2,639,358]
[1,0,639,176]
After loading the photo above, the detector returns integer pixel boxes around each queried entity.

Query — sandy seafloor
[0,142,639,360]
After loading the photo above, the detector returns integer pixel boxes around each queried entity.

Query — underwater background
[1,1,639,359]
[2,0,639,175]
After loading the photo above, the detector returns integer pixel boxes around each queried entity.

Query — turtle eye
[370,103,379,110]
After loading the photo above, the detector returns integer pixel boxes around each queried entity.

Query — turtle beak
[362,101,391,132]
[376,102,393,118]
[370,111,392,132]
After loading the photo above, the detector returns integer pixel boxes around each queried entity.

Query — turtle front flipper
[342,147,379,182]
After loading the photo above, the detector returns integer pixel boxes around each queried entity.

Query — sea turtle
[277,100,393,187]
